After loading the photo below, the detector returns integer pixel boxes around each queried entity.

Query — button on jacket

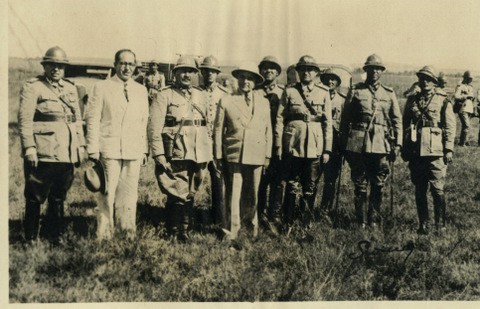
[85,75,149,160]
[18,76,85,163]
[214,90,272,165]
[275,83,333,158]
[149,86,212,163]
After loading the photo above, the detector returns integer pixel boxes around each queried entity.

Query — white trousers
[96,158,141,240]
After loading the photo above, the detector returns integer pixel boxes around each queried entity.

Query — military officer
[199,55,229,232]
[318,68,347,216]
[256,56,285,233]
[18,46,86,243]
[401,66,455,234]
[340,54,402,228]
[454,71,475,146]
[275,55,333,231]
[214,62,272,240]
[148,56,211,242]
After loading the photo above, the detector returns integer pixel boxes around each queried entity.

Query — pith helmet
[463,70,473,80]
[173,55,199,73]
[199,55,221,72]
[438,72,447,87]
[416,65,438,83]
[41,46,69,65]
[232,61,265,86]
[320,67,342,85]
[258,55,282,74]
[363,54,386,71]
[295,55,320,71]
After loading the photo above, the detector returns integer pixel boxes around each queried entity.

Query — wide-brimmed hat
[232,62,265,86]
[363,54,386,71]
[320,67,342,85]
[172,55,199,73]
[416,65,438,83]
[295,55,320,71]
[41,46,69,65]
[84,160,107,194]
[258,55,282,74]
[199,55,221,72]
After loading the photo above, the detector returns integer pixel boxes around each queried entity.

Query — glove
[322,153,330,164]
[154,155,172,174]
[274,146,282,160]
[25,152,38,169]
[444,151,453,164]
[388,146,401,162]
[264,158,270,170]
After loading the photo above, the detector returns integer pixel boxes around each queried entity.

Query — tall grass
[8,59,480,302]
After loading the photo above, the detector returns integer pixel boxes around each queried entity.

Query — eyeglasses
[117,62,136,67]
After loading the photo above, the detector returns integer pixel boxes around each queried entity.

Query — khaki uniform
[402,88,455,229]
[454,83,475,145]
[275,82,332,225]
[319,90,346,211]
[340,82,402,225]
[148,85,211,234]
[202,82,229,229]
[18,75,85,241]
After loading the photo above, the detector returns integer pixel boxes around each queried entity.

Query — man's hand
[389,146,401,162]
[141,154,148,166]
[444,151,453,164]
[275,146,282,160]
[322,153,330,164]
[154,155,172,174]
[89,152,100,162]
[25,152,38,169]
[264,158,270,170]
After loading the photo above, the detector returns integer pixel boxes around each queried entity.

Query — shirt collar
[112,74,131,85]
[206,82,218,92]
[45,76,63,87]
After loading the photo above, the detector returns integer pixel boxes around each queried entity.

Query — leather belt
[164,118,206,127]
[33,113,77,123]
[286,113,323,123]
[417,119,439,128]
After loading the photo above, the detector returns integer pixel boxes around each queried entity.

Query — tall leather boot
[368,186,383,226]
[177,200,192,243]
[415,186,429,234]
[24,200,41,242]
[354,191,368,228]
[459,130,468,146]
[320,183,335,213]
[433,193,446,230]
[283,190,298,235]
[45,198,65,244]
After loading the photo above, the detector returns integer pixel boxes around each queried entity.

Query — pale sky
[7,0,480,71]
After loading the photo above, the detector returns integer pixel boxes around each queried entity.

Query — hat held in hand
[84,160,107,194]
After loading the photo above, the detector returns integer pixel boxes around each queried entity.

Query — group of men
[18,46,475,245]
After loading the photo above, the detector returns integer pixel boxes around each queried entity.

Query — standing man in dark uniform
[318,68,347,217]
[148,56,211,242]
[199,55,229,233]
[402,66,455,234]
[275,55,332,231]
[340,54,402,228]
[18,46,86,243]
[256,56,285,233]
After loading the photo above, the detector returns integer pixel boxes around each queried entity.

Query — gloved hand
[322,153,330,164]
[444,150,453,164]
[154,155,172,174]
[25,152,38,169]
[388,146,401,162]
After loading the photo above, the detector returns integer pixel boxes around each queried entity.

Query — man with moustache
[18,46,86,244]
[318,68,347,217]
[402,66,455,234]
[214,62,272,241]
[199,55,229,233]
[256,56,285,234]
[340,54,402,228]
[149,56,211,242]
[85,49,149,240]
[275,55,333,231]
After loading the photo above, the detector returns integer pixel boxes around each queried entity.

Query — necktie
[124,82,129,102]
[245,94,251,106]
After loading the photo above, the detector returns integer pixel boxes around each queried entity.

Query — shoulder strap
[294,83,317,115]
[39,79,77,115]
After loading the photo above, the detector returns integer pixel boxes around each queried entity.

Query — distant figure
[340,54,402,228]
[199,55,230,233]
[454,71,475,146]
[18,46,86,244]
[401,66,455,234]
[214,62,272,241]
[85,49,149,240]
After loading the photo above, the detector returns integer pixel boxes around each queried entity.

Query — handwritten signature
[348,240,415,263]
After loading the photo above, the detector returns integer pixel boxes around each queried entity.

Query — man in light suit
[214,62,272,240]
[85,49,149,240]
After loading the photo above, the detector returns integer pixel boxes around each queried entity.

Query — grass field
[8,59,480,302]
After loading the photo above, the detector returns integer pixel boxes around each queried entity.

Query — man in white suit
[214,62,272,241]
[85,49,149,240]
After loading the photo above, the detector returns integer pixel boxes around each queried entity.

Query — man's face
[148,64,157,73]
[175,67,197,88]
[325,76,339,90]
[365,67,383,83]
[260,64,279,83]
[237,73,256,93]
[419,76,437,92]
[201,69,218,84]
[43,62,66,82]
[115,51,136,82]
[297,66,318,84]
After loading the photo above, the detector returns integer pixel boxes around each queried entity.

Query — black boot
[433,194,446,230]
[283,191,297,235]
[368,186,383,226]
[354,191,368,228]
[177,200,192,243]
[459,130,468,146]
[45,198,65,244]
[24,200,41,243]
[415,187,429,234]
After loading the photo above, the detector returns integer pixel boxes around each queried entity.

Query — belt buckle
[194,119,202,126]
[303,114,310,122]
[65,114,75,123]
